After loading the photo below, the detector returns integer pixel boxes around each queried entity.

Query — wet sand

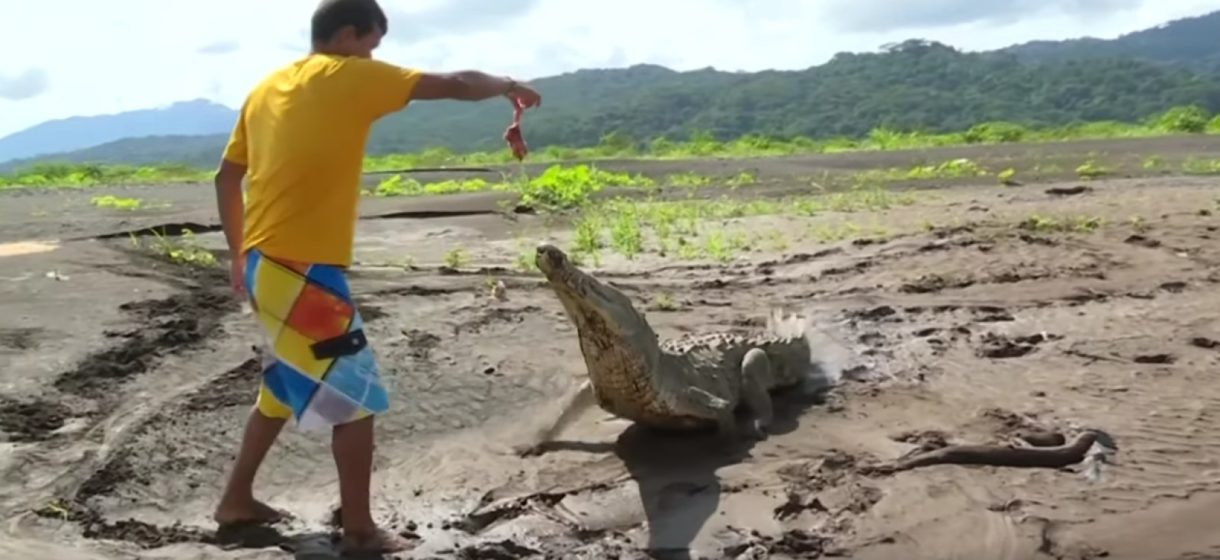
[2,137,1220,559]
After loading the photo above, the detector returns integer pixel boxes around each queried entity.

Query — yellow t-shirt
[221,54,422,266]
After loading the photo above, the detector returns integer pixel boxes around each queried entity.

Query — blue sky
[0,0,1216,137]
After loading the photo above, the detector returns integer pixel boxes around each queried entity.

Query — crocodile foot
[743,418,769,441]
[512,442,546,457]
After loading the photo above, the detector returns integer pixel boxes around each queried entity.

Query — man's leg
[214,382,290,524]
[333,414,411,552]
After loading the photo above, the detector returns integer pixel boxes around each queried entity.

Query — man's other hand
[229,253,246,297]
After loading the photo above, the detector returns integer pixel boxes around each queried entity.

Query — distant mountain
[0,134,233,171]
[0,99,236,164]
[5,9,1219,171]
[1000,11,1220,76]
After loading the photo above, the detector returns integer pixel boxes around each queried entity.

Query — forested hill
[1000,10,1220,75]
[381,43,1220,150]
[5,9,1220,170]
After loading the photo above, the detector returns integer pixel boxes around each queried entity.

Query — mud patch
[355,302,390,322]
[179,357,260,413]
[724,529,830,559]
[891,429,952,452]
[0,327,44,350]
[456,539,541,559]
[52,289,237,399]
[403,328,442,359]
[456,305,541,335]
[77,451,144,501]
[0,396,71,442]
[845,305,901,324]
[977,332,1060,359]
[1133,353,1176,365]
[1189,337,1219,350]
[778,449,872,494]
[84,518,214,550]
[36,498,217,550]
[900,273,975,294]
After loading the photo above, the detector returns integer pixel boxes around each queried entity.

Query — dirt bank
[2,146,1220,559]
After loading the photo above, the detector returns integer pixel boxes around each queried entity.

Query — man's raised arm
[347,59,541,119]
[411,71,541,107]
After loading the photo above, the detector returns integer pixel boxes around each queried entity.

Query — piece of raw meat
[503,100,528,161]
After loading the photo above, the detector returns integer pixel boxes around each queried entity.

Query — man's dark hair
[311,0,388,43]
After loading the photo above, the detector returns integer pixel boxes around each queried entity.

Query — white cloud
[197,40,240,55]
[0,0,1214,137]
[382,0,540,44]
[0,68,48,101]
[815,0,1146,32]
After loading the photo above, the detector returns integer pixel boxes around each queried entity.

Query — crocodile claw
[745,419,769,441]
[512,442,546,458]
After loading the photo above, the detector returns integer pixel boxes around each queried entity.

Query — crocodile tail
[765,308,849,394]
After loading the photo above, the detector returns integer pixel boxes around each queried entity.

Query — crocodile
[524,243,842,451]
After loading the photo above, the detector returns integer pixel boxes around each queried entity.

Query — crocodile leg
[740,348,775,440]
[675,386,738,438]
[515,379,596,456]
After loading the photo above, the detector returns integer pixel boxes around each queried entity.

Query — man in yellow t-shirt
[209,0,540,553]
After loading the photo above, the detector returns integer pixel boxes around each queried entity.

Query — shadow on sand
[212,523,405,560]
[538,387,829,559]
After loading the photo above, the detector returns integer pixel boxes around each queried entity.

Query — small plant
[703,232,732,263]
[964,121,1028,143]
[676,238,701,260]
[372,174,410,196]
[652,293,679,311]
[666,172,711,187]
[727,232,751,252]
[1018,214,1101,233]
[443,248,468,269]
[91,195,144,211]
[727,171,758,188]
[572,215,603,254]
[1075,160,1108,180]
[568,248,601,268]
[1071,216,1102,232]
[812,222,861,242]
[1182,158,1220,175]
[1128,216,1149,233]
[997,168,1019,186]
[1019,215,1059,232]
[513,248,535,272]
[609,213,644,259]
[764,231,789,252]
[1142,156,1164,170]
[390,255,415,269]
[133,229,217,268]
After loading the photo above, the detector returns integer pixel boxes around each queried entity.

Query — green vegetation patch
[562,184,916,264]
[7,105,1218,190]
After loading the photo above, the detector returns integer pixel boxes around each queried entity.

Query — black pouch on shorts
[310,329,368,360]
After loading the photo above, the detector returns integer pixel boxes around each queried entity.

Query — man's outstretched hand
[506,82,541,109]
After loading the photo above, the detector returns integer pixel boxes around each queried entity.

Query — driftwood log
[883,429,1115,473]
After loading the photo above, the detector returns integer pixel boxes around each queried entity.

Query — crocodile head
[536,243,660,371]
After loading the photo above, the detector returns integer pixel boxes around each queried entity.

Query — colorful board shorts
[243,247,389,431]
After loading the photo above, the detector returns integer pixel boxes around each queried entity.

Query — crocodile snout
[535,243,568,273]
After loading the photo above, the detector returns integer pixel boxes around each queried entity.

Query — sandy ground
[2,137,1220,559]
